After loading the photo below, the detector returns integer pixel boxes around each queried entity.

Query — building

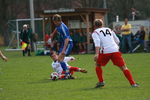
[39,8,108,53]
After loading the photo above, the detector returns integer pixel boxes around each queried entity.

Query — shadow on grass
[27,78,75,84]
[80,85,135,91]
[27,78,55,84]
[80,86,108,91]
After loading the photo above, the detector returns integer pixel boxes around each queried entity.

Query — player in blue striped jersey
[50,14,73,78]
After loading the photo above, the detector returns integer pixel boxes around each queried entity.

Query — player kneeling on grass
[92,19,139,88]
[50,51,87,80]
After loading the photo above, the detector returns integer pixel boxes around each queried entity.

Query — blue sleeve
[61,25,70,39]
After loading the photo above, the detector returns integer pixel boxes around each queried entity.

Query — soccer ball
[50,72,59,80]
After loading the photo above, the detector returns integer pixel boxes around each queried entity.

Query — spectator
[70,31,76,54]
[44,33,51,49]
[114,25,122,50]
[73,30,80,53]
[121,18,133,53]
[114,25,122,41]
[53,33,61,52]
[79,31,87,54]
[20,24,31,56]
[32,33,38,51]
[132,26,146,52]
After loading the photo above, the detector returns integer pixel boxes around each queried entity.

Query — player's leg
[95,65,104,88]
[58,45,69,72]
[58,43,73,78]
[120,66,138,87]
[111,52,138,87]
[59,71,65,79]
[68,66,87,73]
[65,42,73,56]
[95,53,110,88]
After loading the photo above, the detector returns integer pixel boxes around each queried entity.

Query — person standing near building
[49,14,73,78]
[121,18,133,53]
[20,24,31,56]
[91,19,138,88]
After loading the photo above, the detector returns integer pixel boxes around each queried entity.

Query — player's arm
[112,30,120,45]
[50,28,57,39]
[48,28,57,45]
[92,32,101,61]
[58,53,65,62]
[64,57,75,62]
[121,28,130,32]
[0,50,8,61]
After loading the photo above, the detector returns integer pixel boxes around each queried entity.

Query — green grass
[0,50,150,100]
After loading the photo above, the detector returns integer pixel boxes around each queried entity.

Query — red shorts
[97,52,125,67]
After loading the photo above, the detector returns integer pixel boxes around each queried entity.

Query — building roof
[39,8,108,17]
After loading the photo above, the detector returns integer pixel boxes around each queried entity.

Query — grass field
[0,50,150,100]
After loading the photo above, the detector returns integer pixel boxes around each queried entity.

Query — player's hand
[94,54,98,62]
[2,56,8,62]
[58,53,65,62]
[61,49,65,55]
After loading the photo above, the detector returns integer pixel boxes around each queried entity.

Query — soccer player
[49,14,73,78]
[50,51,87,79]
[91,19,138,88]
[0,50,8,61]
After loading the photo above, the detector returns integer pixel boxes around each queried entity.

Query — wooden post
[86,14,90,53]
[43,17,46,43]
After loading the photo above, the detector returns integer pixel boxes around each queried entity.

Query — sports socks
[96,66,104,82]
[69,67,79,75]
[60,61,70,76]
[123,69,136,85]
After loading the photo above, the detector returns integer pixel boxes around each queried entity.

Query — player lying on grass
[49,51,87,80]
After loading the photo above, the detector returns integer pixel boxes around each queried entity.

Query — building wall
[0,36,4,45]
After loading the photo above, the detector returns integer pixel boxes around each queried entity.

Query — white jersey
[51,57,75,75]
[92,27,120,54]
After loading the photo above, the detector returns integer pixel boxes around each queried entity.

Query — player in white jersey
[92,27,120,54]
[50,51,87,79]
[92,19,138,88]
